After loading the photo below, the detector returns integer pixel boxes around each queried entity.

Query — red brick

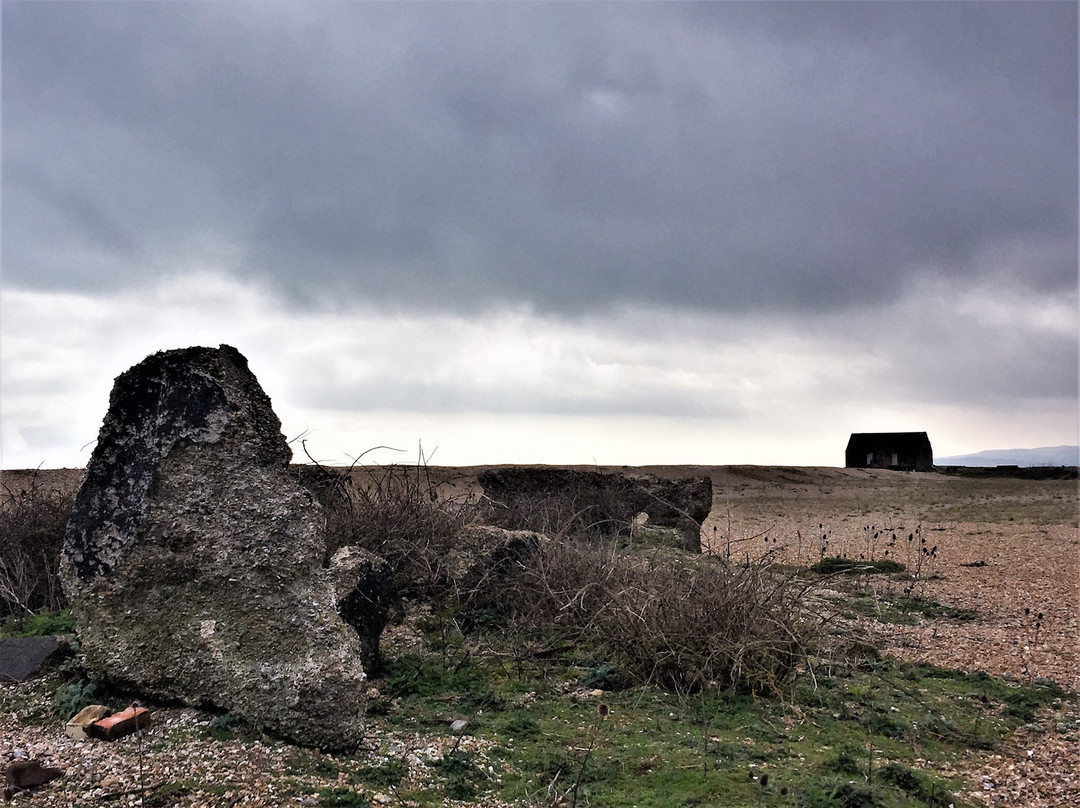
[91,706,151,740]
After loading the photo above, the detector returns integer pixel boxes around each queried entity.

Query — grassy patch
[810,556,907,576]
[0,608,77,638]
[887,598,977,622]
[349,640,1073,807]
[382,652,500,711]
[354,759,407,788]
[314,787,371,808]
[835,590,977,625]
[143,781,231,807]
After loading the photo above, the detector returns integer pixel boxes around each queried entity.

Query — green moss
[355,759,407,788]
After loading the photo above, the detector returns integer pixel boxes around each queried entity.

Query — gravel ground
[1,679,515,807]
[701,467,1079,808]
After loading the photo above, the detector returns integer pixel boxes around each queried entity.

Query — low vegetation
[808,556,906,576]
[8,632,1066,807]
[1,463,1076,806]
[312,459,818,697]
[503,538,816,695]
[317,461,487,598]
[358,649,1065,807]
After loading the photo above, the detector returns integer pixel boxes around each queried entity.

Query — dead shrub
[317,462,489,598]
[0,474,73,616]
[505,539,819,695]
[481,488,625,538]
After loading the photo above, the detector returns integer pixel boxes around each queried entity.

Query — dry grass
[698,466,1079,691]
[315,462,819,697]
[317,462,490,598]
[502,537,818,695]
[0,472,73,616]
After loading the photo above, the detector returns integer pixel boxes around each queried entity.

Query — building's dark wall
[845,432,934,472]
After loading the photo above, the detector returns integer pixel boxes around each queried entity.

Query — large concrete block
[61,345,367,751]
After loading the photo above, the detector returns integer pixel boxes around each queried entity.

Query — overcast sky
[2,1,1077,469]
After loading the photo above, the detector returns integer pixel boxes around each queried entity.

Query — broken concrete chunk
[61,345,369,751]
[65,704,110,741]
[328,547,394,677]
[5,759,63,798]
[444,525,543,591]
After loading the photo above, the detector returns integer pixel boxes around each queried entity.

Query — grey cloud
[290,376,743,421]
[3,1,1075,316]
[5,161,137,255]
[820,278,1080,408]
[899,323,1079,405]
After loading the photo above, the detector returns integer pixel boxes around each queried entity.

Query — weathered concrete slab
[478,468,712,552]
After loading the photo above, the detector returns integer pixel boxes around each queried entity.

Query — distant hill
[936,445,1079,467]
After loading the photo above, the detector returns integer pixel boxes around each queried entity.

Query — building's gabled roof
[846,432,931,452]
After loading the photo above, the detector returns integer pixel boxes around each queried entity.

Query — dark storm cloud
[3,1,1076,313]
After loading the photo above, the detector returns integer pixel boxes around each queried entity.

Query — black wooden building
[845,432,934,472]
